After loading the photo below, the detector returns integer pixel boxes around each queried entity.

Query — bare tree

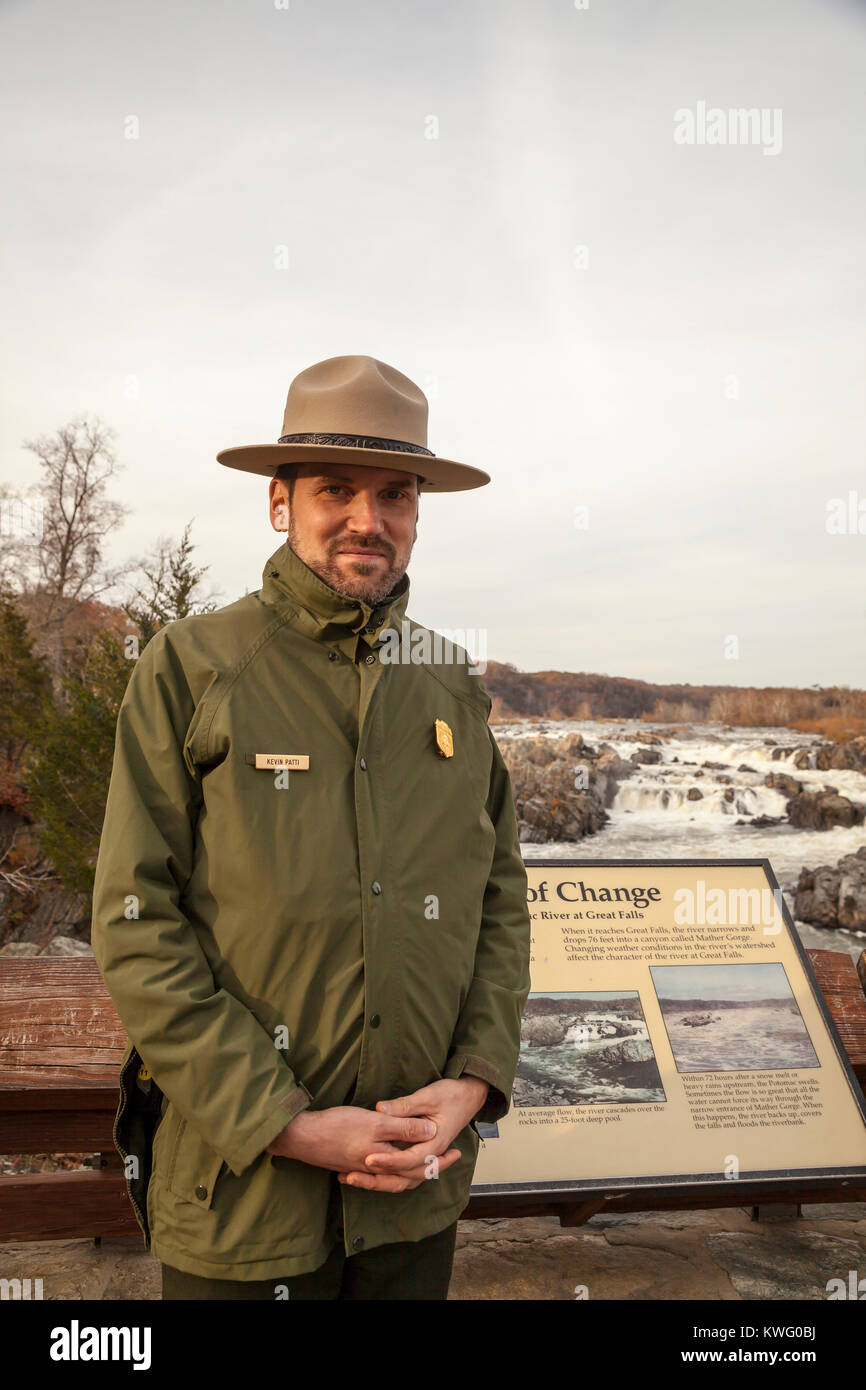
[0,416,131,678]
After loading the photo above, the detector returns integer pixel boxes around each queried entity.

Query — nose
[344,489,387,537]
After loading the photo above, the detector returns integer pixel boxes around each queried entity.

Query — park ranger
[91,355,532,1300]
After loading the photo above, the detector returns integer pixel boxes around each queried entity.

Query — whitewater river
[497,718,866,961]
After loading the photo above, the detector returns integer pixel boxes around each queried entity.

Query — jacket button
[352,1236,364,1251]
[328,650,338,661]
[359,757,367,771]
[370,1014,381,1028]
[371,881,382,895]
[195,1184,208,1200]
[364,654,376,665]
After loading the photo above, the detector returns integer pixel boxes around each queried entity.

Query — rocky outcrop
[596,1038,655,1064]
[814,734,866,773]
[787,787,865,830]
[522,1015,568,1047]
[764,771,803,798]
[794,845,866,932]
[769,734,866,774]
[0,812,90,954]
[498,733,635,844]
[0,935,93,958]
[681,1013,722,1027]
[771,745,800,762]
[630,747,662,765]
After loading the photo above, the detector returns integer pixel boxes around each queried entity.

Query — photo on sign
[513,990,665,1107]
[650,963,820,1072]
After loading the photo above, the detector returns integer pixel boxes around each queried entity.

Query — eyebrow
[316,472,418,487]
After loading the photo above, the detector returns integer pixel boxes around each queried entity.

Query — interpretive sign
[471,859,866,1198]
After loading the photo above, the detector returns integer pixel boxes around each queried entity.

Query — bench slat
[0,1170,140,1242]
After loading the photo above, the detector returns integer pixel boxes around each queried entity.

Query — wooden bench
[1,950,865,1243]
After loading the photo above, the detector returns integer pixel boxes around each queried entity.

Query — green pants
[161,1219,459,1301]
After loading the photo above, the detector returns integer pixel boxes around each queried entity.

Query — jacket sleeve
[91,629,312,1177]
[442,722,531,1124]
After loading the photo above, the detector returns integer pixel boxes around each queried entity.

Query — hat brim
[216,442,490,492]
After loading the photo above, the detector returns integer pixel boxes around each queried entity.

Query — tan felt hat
[216,355,490,492]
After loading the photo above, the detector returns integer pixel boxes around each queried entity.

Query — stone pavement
[2,1203,864,1300]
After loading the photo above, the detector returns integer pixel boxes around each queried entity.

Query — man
[91,355,531,1301]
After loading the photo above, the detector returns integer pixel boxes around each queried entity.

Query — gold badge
[434,718,454,758]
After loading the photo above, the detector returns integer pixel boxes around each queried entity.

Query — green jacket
[91,539,531,1280]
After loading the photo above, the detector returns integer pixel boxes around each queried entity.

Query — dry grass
[786,716,866,740]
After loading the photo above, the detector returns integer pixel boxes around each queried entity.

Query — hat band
[278,431,434,457]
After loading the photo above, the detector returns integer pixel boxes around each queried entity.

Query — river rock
[592,748,635,805]
[681,1013,722,1027]
[596,1038,655,1064]
[41,935,93,957]
[764,771,802,798]
[522,1015,568,1047]
[686,787,703,801]
[500,734,634,843]
[814,733,866,773]
[787,787,865,830]
[630,747,662,765]
[794,845,866,932]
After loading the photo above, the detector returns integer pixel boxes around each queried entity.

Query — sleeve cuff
[443,1053,509,1125]
[226,1080,314,1176]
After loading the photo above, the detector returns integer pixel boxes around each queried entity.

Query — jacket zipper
[112,1047,149,1245]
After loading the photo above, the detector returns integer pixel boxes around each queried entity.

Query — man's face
[268,461,420,604]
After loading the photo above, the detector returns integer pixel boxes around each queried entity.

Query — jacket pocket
[165,1112,225,1212]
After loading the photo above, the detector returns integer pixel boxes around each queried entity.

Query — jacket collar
[260,539,410,659]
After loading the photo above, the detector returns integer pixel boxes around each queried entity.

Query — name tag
[246,753,311,770]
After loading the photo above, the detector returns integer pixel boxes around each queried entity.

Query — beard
[288,518,405,605]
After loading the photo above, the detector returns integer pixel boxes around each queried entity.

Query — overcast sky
[2,0,864,688]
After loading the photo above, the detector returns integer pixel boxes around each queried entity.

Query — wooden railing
[1,950,865,1242]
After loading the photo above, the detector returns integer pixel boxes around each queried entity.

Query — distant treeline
[483,661,866,737]
[657,998,796,1011]
[524,995,644,1017]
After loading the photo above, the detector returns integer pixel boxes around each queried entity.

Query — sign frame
[469,856,866,1206]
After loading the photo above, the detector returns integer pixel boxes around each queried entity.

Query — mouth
[337,549,389,560]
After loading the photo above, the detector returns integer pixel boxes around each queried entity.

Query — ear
[269,477,290,533]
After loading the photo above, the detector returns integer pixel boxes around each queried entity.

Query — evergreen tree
[28,522,217,895]
[0,589,52,770]
[27,630,131,895]
[123,520,217,644]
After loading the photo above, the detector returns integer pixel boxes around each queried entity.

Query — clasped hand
[268,1077,489,1193]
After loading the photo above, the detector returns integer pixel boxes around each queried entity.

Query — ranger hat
[217,354,490,492]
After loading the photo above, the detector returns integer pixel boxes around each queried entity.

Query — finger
[341,1170,420,1193]
[365,1138,440,1170]
[378,1115,438,1146]
[363,1146,462,1177]
[375,1089,436,1118]
[365,1133,455,1169]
